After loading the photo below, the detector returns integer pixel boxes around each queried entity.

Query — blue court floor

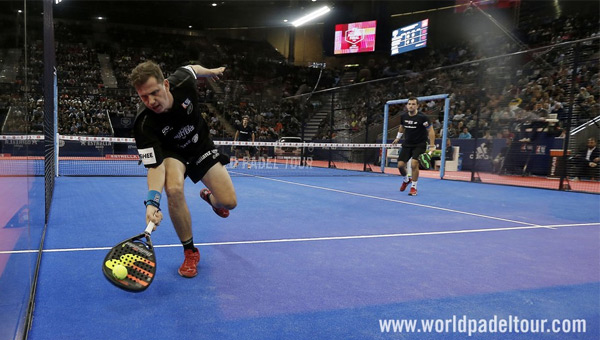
[21,174,600,339]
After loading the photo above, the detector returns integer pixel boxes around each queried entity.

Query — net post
[440,97,451,179]
[54,74,59,177]
[55,132,59,176]
[381,103,390,173]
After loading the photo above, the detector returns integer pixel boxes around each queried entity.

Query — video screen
[334,20,377,55]
[391,19,429,56]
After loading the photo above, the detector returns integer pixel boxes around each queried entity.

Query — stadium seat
[386,148,400,166]
[435,146,460,171]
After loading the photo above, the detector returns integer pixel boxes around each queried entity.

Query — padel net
[0,134,403,177]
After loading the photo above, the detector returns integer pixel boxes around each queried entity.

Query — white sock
[404,175,410,183]
[412,181,418,189]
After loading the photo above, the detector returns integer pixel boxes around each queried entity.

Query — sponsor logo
[195,149,219,165]
[162,126,172,135]
[192,133,198,143]
[121,118,132,127]
[137,147,157,165]
[125,242,153,257]
[105,154,139,160]
[182,98,193,114]
[469,143,491,160]
[174,125,195,140]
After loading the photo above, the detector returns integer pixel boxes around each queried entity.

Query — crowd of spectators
[0,4,597,146]
[310,6,599,143]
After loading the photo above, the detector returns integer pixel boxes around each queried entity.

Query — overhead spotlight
[212,3,217,6]
[291,5,330,27]
[55,0,62,4]
[96,16,105,20]
[283,19,288,23]
[189,25,193,28]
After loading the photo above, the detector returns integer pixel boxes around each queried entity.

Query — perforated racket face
[418,152,432,169]
[102,234,156,292]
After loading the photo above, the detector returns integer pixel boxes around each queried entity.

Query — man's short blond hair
[129,61,164,88]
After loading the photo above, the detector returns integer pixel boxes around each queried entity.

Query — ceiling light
[291,6,330,27]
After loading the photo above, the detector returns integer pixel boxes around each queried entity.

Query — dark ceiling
[9,1,455,31]
[55,0,346,29]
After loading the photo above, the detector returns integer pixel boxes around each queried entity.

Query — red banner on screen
[334,20,377,55]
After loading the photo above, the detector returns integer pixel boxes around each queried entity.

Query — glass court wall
[0,1,46,339]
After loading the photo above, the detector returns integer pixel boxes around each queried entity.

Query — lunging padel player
[392,96,436,196]
[130,61,237,278]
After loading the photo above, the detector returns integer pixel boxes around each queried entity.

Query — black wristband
[144,200,160,209]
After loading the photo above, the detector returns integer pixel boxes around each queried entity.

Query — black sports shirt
[400,111,431,146]
[134,66,213,168]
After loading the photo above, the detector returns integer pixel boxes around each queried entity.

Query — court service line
[241,174,541,227]
[1,222,597,255]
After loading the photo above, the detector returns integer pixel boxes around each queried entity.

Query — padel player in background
[130,61,237,278]
[232,115,255,168]
[392,97,436,196]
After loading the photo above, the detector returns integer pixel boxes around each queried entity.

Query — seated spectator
[458,127,472,139]
[492,137,513,174]
[569,137,600,180]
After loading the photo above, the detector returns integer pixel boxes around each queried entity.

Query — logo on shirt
[138,147,157,165]
[162,126,172,136]
[174,125,195,140]
[182,98,193,115]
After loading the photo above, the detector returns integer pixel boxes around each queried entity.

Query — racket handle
[144,221,156,235]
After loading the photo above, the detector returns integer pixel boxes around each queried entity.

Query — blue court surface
[24,172,600,339]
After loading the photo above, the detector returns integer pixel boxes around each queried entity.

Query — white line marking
[237,174,542,226]
[1,222,597,255]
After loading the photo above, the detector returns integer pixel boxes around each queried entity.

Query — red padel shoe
[178,248,200,278]
[400,179,412,192]
[408,187,417,196]
[200,188,229,218]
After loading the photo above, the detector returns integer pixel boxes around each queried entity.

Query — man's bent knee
[219,194,237,210]
[165,186,185,201]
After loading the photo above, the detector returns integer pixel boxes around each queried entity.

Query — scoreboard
[391,19,429,56]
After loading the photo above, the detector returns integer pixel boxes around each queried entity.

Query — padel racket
[102,222,156,292]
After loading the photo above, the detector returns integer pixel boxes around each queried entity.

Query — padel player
[392,96,436,196]
[232,115,255,167]
[130,61,237,278]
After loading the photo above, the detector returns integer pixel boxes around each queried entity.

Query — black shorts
[164,146,230,184]
[398,142,427,164]
[234,145,256,157]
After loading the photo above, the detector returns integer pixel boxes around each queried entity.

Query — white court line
[1,222,598,255]
[235,173,542,227]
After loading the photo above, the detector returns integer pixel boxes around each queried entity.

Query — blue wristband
[144,190,161,208]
